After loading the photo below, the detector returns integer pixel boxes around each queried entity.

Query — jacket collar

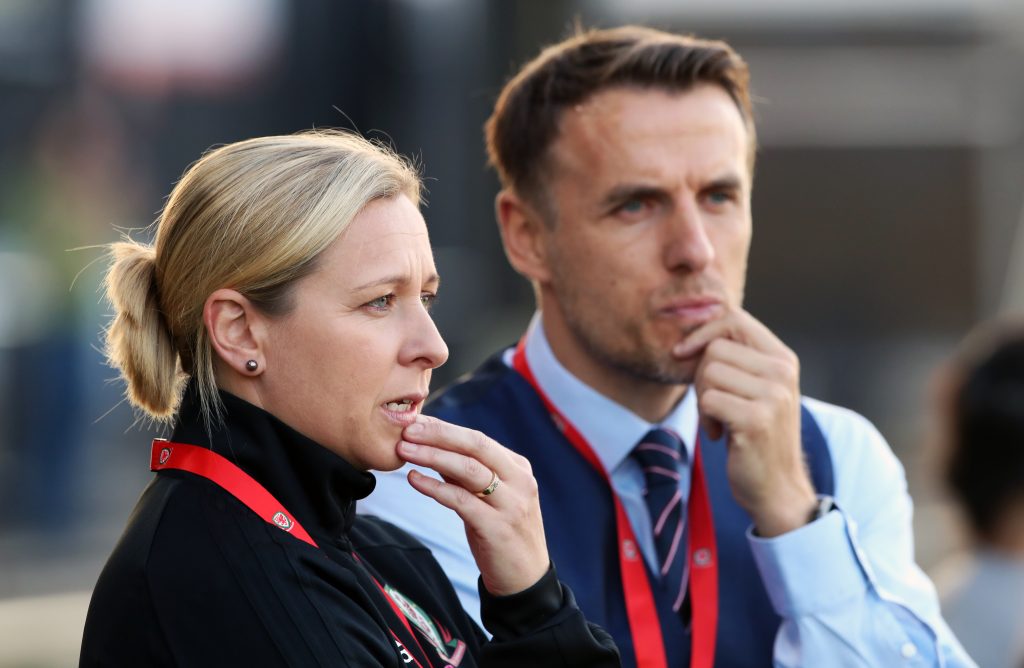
[170,384,376,541]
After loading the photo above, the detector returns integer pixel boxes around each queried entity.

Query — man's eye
[420,293,437,311]
[707,190,734,205]
[619,199,646,214]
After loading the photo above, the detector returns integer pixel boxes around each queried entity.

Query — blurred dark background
[0,0,1022,664]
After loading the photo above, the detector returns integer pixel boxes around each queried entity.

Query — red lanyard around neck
[149,439,434,668]
[512,340,718,668]
[150,439,318,547]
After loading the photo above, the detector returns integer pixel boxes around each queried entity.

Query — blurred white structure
[80,0,288,93]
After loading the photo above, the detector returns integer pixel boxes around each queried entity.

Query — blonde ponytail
[103,241,185,420]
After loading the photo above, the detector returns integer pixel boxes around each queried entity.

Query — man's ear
[495,189,553,284]
[203,288,266,376]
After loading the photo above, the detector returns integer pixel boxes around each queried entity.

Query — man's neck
[538,310,687,424]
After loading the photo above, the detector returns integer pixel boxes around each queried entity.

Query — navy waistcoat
[427,352,834,668]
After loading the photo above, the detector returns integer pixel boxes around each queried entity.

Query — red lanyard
[149,438,433,668]
[512,341,718,668]
[150,439,318,547]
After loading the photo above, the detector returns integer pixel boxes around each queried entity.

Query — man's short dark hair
[485,25,756,215]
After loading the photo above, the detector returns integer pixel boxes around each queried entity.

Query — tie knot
[632,428,684,471]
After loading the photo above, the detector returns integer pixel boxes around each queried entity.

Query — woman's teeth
[385,400,413,412]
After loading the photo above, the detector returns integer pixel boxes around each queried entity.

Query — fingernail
[405,422,423,435]
[398,441,419,454]
[673,342,692,357]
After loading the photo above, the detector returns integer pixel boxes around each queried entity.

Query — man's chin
[639,346,700,385]
[610,352,698,387]
[674,354,701,381]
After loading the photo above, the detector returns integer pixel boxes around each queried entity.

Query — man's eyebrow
[599,184,670,209]
[599,175,745,210]
[704,175,743,191]
[353,273,441,292]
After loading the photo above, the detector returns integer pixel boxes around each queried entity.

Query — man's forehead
[566,85,743,136]
[548,85,749,181]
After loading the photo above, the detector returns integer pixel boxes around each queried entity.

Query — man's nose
[663,199,715,272]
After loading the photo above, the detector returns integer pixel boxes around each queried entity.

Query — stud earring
[245,359,259,372]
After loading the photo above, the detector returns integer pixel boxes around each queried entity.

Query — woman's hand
[396,415,550,597]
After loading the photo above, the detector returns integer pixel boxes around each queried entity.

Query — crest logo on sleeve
[386,584,467,666]
[158,447,172,465]
[272,511,293,531]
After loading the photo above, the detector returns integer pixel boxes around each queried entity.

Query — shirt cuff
[747,505,870,617]
[478,564,564,640]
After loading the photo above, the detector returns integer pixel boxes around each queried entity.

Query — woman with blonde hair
[79,130,619,667]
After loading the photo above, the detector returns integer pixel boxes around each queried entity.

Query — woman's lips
[380,397,424,427]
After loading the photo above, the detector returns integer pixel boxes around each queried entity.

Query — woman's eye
[420,293,437,311]
[366,294,394,310]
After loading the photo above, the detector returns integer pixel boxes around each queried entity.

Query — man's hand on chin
[674,307,817,537]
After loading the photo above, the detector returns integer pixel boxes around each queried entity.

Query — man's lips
[657,297,724,322]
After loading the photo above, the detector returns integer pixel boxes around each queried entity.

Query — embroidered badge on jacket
[385,584,467,666]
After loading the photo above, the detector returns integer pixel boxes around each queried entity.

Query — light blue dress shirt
[362,313,977,667]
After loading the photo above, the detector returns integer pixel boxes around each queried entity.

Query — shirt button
[900,642,918,659]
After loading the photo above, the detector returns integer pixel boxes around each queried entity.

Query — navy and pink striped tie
[633,427,689,612]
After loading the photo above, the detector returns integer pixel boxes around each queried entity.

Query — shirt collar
[511,312,697,474]
[170,382,375,542]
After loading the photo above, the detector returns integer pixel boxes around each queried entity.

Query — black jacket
[80,388,619,667]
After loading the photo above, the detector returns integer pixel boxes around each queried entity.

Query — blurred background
[0,0,1022,665]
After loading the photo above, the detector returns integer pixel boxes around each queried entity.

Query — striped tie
[632,427,689,612]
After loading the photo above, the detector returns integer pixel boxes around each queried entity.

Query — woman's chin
[373,458,407,473]
[370,439,408,473]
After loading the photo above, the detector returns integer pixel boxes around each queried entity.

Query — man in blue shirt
[363,25,974,667]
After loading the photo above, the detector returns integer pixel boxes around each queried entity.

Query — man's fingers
[698,388,764,436]
[697,338,799,384]
[674,309,790,359]
[698,358,776,402]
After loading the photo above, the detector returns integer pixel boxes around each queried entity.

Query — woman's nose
[403,303,449,369]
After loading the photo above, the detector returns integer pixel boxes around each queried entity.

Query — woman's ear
[495,189,553,284]
[203,288,266,376]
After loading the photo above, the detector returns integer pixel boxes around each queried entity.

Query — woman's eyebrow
[353,272,440,291]
[353,275,407,291]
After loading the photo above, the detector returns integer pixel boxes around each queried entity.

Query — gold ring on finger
[477,471,501,497]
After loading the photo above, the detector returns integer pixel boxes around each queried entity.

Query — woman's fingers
[397,416,524,510]
[405,468,498,517]
[405,460,549,598]
[402,415,514,478]
[397,440,500,499]
[398,416,550,596]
